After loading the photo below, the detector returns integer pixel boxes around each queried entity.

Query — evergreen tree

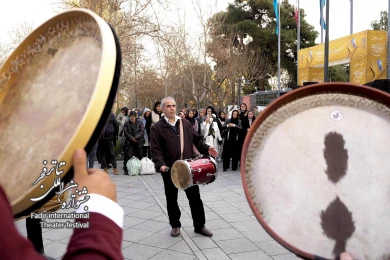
[208,0,318,89]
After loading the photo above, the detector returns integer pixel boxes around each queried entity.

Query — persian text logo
[30,160,90,211]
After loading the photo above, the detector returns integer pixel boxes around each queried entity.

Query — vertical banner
[320,0,326,30]
[294,0,299,25]
[274,0,279,34]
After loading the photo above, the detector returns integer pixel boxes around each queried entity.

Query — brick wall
[242,95,251,109]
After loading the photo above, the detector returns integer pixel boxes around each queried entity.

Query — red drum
[241,83,390,260]
[171,156,218,189]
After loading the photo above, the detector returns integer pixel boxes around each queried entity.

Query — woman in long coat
[222,110,242,171]
[201,113,222,158]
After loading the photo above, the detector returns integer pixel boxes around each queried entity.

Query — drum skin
[171,156,217,189]
[241,83,390,260]
[0,9,118,218]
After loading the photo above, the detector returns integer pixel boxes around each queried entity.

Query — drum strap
[179,119,201,159]
[180,119,184,160]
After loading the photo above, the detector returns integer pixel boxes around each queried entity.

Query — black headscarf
[186,110,196,126]
[121,107,129,116]
[218,111,226,124]
[231,110,239,124]
[153,101,162,115]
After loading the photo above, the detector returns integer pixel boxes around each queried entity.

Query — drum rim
[240,82,390,259]
[208,156,219,179]
[171,160,193,189]
[0,8,119,218]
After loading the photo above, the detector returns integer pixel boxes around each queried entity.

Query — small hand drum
[171,156,218,189]
[241,83,390,260]
[0,9,121,219]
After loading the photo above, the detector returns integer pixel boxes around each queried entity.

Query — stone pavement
[15,161,301,260]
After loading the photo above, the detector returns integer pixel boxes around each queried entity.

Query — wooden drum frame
[0,9,121,219]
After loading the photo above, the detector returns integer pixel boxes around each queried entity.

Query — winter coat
[150,117,209,172]
[201,119,222,154]
[100,111,118,143]
[123,119,145,148]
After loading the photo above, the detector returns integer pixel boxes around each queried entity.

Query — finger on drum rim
[73,149,89,177]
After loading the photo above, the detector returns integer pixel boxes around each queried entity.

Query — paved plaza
[15,161,301,260]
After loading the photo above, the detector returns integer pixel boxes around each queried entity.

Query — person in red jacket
[0,149,124,260]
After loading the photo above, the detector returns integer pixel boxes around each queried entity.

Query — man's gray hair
[161,97,176,108]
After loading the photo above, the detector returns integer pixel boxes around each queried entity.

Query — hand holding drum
[73,149,117,203]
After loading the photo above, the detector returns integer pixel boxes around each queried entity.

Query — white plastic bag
[140,157,156,175]
[126,156,141,176]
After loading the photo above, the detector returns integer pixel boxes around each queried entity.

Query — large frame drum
[0,9,121,219]
[241,83,390,260]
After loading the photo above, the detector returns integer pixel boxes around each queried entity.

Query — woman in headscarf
[186,109,200,136]
[205,105,222,132]
[218,111,226,126]
[145,101,163,141]
[222,110,242,171]
[142,108,151,158]
[201,107,222,159]
[238,103,249,162]
[216,111,227,162]
[247,111,256,132]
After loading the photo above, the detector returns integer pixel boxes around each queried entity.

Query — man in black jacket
[97,111,119,175]
[123,111,145,175]
[150,97,218,238]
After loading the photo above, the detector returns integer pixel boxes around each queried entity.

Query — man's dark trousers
[161,172,205,230]
[26,217,44,253]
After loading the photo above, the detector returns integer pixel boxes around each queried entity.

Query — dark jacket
[100,111,118,143]
[150,117,209,172]
[123,119,145,147]
[222,118,242,141]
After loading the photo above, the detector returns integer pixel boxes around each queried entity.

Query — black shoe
[171,227,180,237]
[195,226,213,237]
[108,164,112,169]
[223,169,227,171]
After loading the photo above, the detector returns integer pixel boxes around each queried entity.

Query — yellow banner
[298,30,387,85]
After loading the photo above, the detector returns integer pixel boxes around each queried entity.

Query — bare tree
[152,0,225,110]
[207,16,273,106]
[59,0,169,111]
[0,22,33,65]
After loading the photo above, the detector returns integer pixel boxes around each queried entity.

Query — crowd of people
[3,97,357,259]
[95,102,262,173]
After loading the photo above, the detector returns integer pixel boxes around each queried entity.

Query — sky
[0,0,387,47]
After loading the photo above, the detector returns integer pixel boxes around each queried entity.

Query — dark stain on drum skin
[321,197,356,256]
[47,48,57,56]
[323,132,348,184]
[322,132,355,257]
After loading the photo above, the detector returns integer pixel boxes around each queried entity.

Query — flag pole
[320,0,324,43]
[278,0,281,97]
[324,0,330,82]
[297,0,300,86]
[350,0,353,34]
